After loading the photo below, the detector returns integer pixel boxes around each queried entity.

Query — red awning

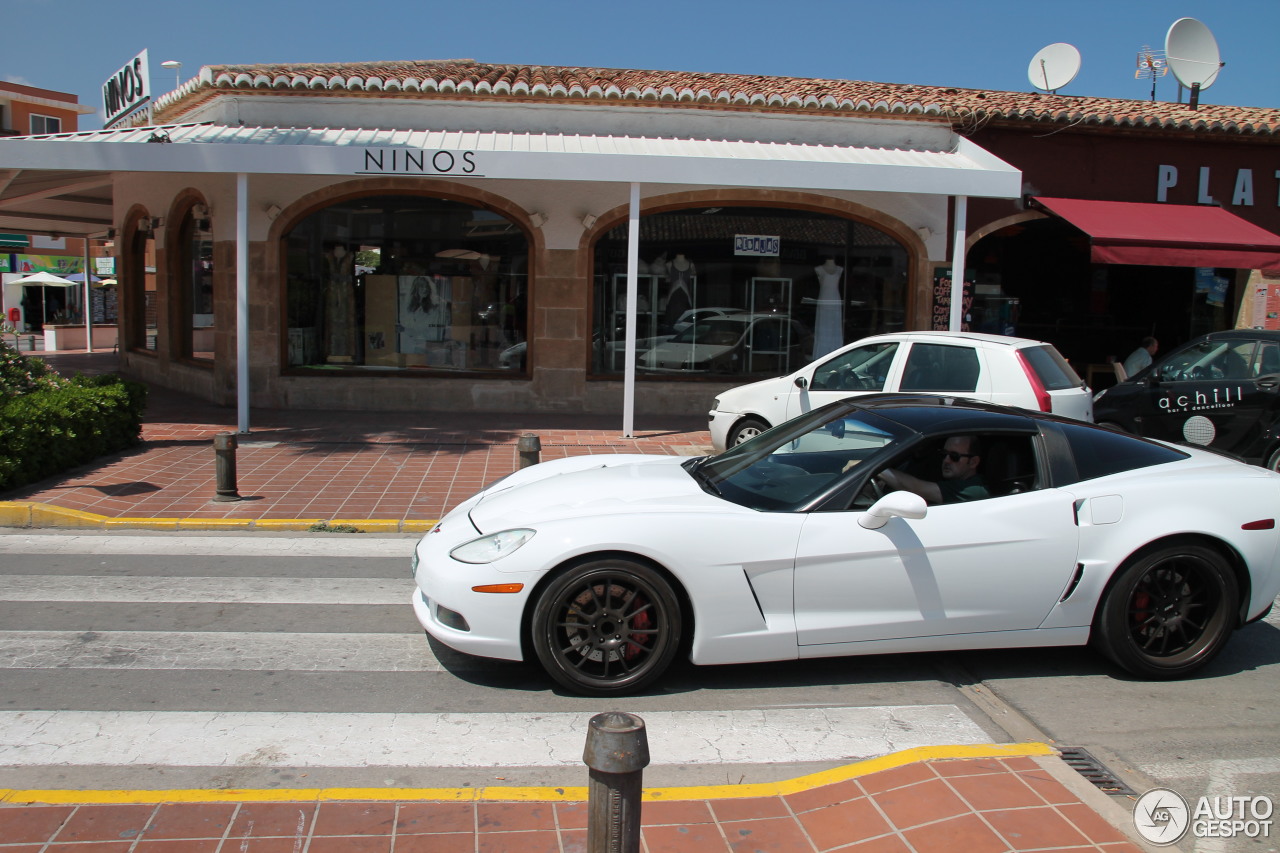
[1032,196,1280,270]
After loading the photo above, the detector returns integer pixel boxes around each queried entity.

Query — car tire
[1091,542,1238,679]
[1265,447,1280,473]
[728,417,769,447]
[531,558,683,696]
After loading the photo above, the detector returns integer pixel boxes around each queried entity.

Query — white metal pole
[82,236,93,352]
[622,182,640,438]
[949,196,968,332]
[236,173,250,434]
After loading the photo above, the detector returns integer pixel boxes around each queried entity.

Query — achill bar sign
[102,50,152,128]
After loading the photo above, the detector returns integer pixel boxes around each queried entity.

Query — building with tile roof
[1,60,1277,425]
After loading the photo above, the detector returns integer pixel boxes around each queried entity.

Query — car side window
[1159,340,1256,382]
[851,432,1039,510]
[811,342,899,392]
[899,343,980,392]
[1258,342,1280,376]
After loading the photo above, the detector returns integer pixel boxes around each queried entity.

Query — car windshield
[670,318,748,346]
[688,403,910,511]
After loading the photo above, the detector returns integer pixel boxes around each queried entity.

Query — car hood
[468,455,727,530]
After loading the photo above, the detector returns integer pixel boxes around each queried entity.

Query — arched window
[590,206,908,378]
[283,194,530,373]
[124,218,157,353]
[175,209,214,361]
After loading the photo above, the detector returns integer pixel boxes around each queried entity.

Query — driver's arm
[877,468,942,504]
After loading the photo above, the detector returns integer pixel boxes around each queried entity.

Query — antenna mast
[1135,46,1167,102]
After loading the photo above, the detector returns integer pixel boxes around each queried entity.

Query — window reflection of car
[1094,329,1280,470]
[639,313,813,374]
[671,306,740,333]
[411,394,1280,695]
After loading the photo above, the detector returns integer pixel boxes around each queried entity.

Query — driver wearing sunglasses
[875,435,989,504]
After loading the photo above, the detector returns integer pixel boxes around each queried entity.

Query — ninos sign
[102,50,151,128]
[359,149,479,176]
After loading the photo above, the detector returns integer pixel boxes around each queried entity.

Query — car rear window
[1057,421,1187,481]
[1019,345,1081,391]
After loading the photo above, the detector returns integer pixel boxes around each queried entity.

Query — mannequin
[323,245,356,363]
[811,259,844,360]
[648,252,668,277]
[663,254,696,329]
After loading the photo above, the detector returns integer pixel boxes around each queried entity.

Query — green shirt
[937,474,989,504]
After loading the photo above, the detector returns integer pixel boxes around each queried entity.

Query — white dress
[812,265,844,359]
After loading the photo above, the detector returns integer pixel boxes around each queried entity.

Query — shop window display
[591,207,907,378]
[177,211,214,361]
[125,223,158,353]
[284,196,529,374]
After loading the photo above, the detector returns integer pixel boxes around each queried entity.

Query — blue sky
[6,0,1277,129]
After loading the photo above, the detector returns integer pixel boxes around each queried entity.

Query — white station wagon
[708,331,1093,451]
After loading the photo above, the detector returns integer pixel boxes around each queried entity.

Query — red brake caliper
[626,595,651,659]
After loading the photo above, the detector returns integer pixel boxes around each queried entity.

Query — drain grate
[1058,747,1137,796]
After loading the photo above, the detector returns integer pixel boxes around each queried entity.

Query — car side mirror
[794,376,808,390]
[859,491,928,529]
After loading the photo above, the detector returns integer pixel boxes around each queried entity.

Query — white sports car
[411,395,1280,696]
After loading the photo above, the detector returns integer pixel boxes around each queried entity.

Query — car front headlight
[1093,388,1108,402]
[449,529,536,564]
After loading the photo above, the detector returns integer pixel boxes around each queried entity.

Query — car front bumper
[707,408,738,453]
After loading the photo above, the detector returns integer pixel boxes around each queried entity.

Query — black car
[1093,330,1280,470]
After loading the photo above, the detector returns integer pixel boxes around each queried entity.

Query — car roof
[1197,329,1280,343]
[854,330,1051,348]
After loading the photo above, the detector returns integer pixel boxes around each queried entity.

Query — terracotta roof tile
[151,60,1280,136]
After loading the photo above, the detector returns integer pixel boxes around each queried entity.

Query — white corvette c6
[412,394,1280,696]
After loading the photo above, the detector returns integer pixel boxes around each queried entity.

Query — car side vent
[1059,563,1085,602]
[1058,746,1136,796]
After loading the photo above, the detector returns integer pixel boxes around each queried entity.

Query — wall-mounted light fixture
[264,204,282,220]
[581,213,598,229]
[916,226,933,241]
[528,212,548,228]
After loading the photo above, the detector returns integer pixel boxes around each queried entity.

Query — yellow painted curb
[0,502,437,533]
[0,742,1057,805]
[250,519,329,531]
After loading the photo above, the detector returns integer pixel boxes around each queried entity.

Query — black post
[517,433,542,469]
[213,432,241,502]
[583,711,649,853]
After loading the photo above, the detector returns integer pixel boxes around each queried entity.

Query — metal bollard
[212,432,241,502]
[583,711,649,853]
[517,433,542,469]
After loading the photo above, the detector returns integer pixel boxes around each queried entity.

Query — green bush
[0,342,147,491]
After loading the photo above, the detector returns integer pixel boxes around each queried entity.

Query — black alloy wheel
[1093,543,1239,679]
[531,559,682,696]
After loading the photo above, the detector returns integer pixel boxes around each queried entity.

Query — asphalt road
[2,530,1276,852]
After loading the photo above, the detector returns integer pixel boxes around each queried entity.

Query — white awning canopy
[0,122,1021,204]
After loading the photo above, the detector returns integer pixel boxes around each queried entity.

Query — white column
[949,196,968,332]
[236,173,250,434]
[82,236,93,352]
[622,183,641,438]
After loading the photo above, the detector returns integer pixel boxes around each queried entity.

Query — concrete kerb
[0,742,1060,805]
[0,501,437,533]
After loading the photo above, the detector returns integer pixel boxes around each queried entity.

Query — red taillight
[1015,350,1052,412]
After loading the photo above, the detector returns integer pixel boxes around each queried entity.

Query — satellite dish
[1028,43,1082,93]
[1165,17,1224,107]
